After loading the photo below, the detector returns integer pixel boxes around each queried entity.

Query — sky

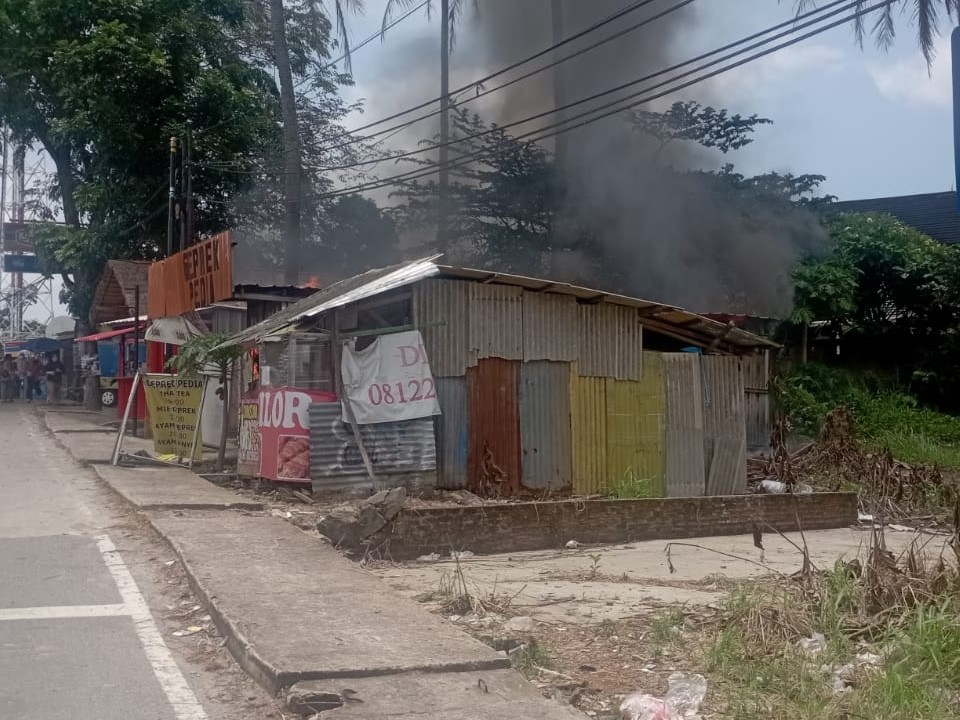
[334,0,955,201]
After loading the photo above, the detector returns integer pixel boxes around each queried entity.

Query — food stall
[74,325,146,410]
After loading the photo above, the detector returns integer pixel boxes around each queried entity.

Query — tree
[0,0,282,327]
[794,0,960,65]
[168,333,244,471]
[632,101,773,157]
[382,0,477,245]
[792,212,960,405]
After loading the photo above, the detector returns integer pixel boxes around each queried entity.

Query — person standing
[44,353,65,406]
[26,355,43,402]
[0,355,14,403]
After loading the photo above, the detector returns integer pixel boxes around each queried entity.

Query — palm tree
[265,0,360,284]
[382,0,476,246]
[795,0,958,65]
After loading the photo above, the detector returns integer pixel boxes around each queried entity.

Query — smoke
[419,0,823,316]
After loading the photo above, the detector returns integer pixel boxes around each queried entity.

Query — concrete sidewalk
[42,409,586,719]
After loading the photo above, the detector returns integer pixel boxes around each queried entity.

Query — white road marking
[96,534,209,720]
[0,603,128,621]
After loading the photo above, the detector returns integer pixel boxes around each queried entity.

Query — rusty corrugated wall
[469,283,523,361]
[703,356,748,496]
[521,291,579,362]
[519,362,572,491]
[412,278,471,377]
[467,358,521,495]
[435,377,469,489]
[578,303,642,380]
[664,353,706,497]
[570,369,608,495]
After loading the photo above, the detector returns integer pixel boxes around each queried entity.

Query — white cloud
[696,42,847,102]
[868,36,951,108]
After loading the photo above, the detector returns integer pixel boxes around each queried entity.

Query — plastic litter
[416,552,441,562]
[757,480,813,495]
[171,626,203,637]
[565,540,581,549]
[449,550,475,560]
[798,632,827,656]
[620,672,707,720]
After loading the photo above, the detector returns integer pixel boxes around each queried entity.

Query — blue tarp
[24,337,63,353]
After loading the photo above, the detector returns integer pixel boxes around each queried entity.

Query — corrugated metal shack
[225,258,777,497]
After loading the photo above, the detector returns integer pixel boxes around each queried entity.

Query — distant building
[832,191,960,245]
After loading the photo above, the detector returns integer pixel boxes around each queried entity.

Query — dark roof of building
[91,260,151,324]
[831,191,960,244]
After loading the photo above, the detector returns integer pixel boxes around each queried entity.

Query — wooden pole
[112,370,141,465]
[188,375,208,470]
[333,310,377,486]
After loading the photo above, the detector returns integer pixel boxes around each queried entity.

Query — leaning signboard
[142,374,205,459]
[340,330,442,425]
[236,394,261,477]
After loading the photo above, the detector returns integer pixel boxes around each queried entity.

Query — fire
[301,275,321,289]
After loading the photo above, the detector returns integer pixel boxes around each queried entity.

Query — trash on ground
[416,552,441,562]
[798,632,827,656]
[171,626,203,637]
[565,540,581,549]
[449,550,474,560]
[620,672,706,720]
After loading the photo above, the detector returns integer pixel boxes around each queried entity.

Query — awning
[76,327,138,343]
[145,316,202,346]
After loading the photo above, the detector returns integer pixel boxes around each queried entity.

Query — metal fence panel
[664,353,706,497]
[309,402,436,493]
[466,358,521,495]
[570,370,608,495]
[742,351,771,453]
[435,377,469,489]
[578,303,641,380]
[469,283,523,361]
[412,279,471,377]
[519,362,572,491]
[703,355,747,496]
[521,291,578,362]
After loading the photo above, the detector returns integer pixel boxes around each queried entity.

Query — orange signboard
[148,231,233,318]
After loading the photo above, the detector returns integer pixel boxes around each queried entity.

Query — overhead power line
[317,0,681,147]
[312,0,859,174]
[305,0,892,201]
[312,0,700,156]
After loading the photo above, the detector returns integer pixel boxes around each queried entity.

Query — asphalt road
[0,405,278,720]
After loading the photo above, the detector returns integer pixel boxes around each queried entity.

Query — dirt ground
[370,526,952,718]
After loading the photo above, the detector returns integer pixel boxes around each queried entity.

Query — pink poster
[258,387,336,483]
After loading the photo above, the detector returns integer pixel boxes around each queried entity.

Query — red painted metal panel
[467,358,521,496]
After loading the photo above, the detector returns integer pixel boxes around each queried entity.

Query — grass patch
[779,363,960,470]
[511,639,553,676]
[608,466,661,498]
[698,532,960,719]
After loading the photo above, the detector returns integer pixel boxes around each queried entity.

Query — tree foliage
[792,212,960,406]
[632,101,773,156]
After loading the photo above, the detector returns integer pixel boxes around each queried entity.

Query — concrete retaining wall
[381,492,857,559]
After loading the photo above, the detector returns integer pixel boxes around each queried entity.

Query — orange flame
[301,275,321,289]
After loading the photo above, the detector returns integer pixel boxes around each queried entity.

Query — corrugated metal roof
[220,257,776,352]
[436,265,775,352]
[832,191,960,244]
[519,362,572,491]
[664,353,706,498]
[220,256,440,347]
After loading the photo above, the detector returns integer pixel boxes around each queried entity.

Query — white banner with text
[340,330,442,425]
